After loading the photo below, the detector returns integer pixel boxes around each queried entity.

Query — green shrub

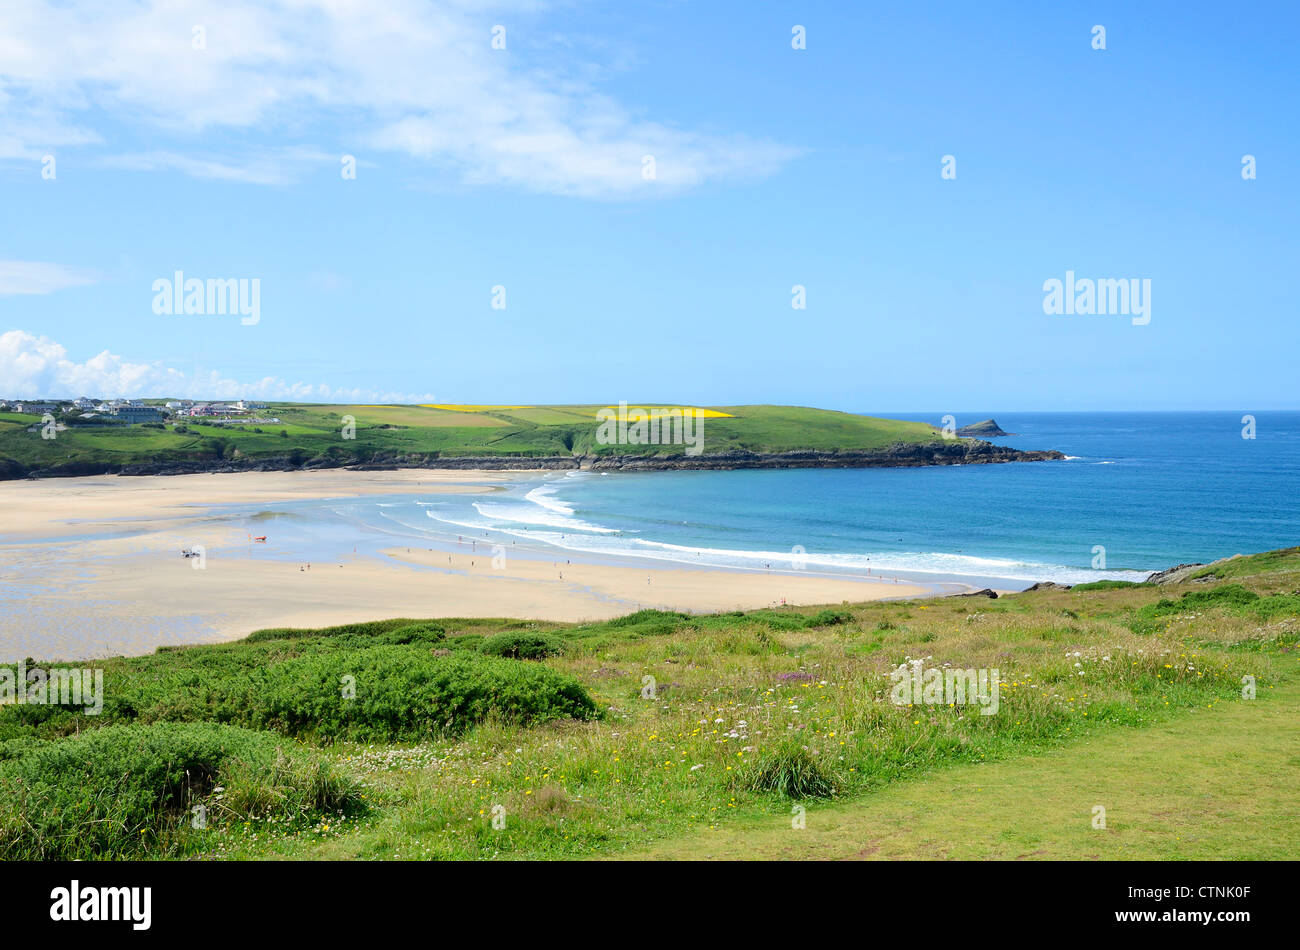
[97,647,594,741]
[1,629,593,744]
[716,609,809,632]
[604,609,691,628]
[378,622,446,646]
[444,634,486,651]
[242,647,595,738]
[807,609,853,626]
[245,618,433,644]
[1072,580,1141,591]
[1129,584,1263,634]
[1177,585,1259,609]
[478,632,566,660]
[1249,592,1300,619]
[572,610,690,641]
[0,722,361,860]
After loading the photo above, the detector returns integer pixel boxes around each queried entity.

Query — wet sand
[0,470,935,661]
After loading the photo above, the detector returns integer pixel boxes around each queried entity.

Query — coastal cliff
[572,441,1062,471]
[0,439,1063,478]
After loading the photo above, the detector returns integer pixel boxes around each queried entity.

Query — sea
[202,411,1300,590]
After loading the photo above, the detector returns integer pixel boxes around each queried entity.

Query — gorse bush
[478,632,567,659]
[0,722,362,860]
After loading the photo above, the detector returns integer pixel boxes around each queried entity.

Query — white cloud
[99,148,334,186]
[0,261,97,295]
[0,330,437,403]
[0,0,799,198]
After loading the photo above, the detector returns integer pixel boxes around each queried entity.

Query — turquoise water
[205,411,1300,588]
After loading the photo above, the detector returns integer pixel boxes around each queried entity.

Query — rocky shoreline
[1,439,1065,479]
[1012,555,1245,596]
[5,439,1066,478]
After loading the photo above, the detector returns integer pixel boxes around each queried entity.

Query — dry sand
[0,470,936,661]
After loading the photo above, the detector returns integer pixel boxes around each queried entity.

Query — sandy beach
[0,470,935,661]
[0,469,508,541]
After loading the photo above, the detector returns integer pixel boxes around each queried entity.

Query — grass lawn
[624,665,1300,860]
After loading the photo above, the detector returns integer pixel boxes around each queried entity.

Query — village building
[110,406,166,424]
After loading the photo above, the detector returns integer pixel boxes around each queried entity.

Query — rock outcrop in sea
[954,418,1014,437]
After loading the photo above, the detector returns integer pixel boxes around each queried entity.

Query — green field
[2,548,1296,861]
[0,403,946,477]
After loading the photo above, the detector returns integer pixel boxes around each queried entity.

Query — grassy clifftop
[0,403,980,477]
[2,547,1296,860]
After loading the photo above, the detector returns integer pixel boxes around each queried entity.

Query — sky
[1,0,1298,410]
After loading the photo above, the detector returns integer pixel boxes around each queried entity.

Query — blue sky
[2,0,1297,409]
